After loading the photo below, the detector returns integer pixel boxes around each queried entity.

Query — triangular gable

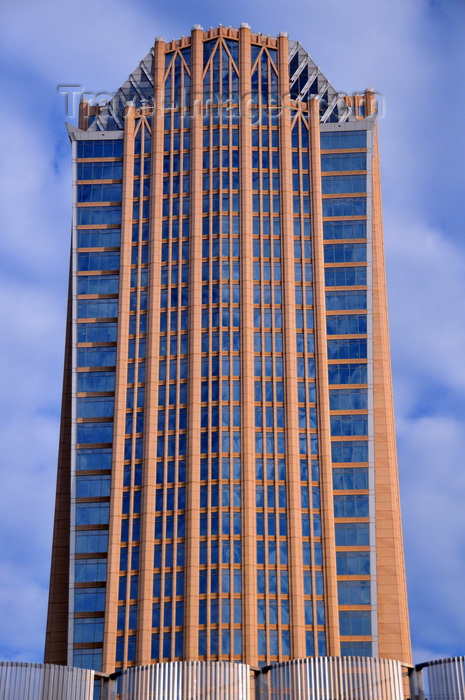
[87,35,355,131]
[88,48,154,131]
[288,40,355,123]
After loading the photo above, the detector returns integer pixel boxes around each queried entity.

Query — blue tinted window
[203,39,218,66]
[339,611,371,636]
[77,275,119,295]
[331,415,368,436]
[77,162,123,180]
[77,251,120,271]
[306,632,314,656]
[73,649,102,671]
[77,140,123,158]
[74,618,104,643]
[322,198,366,217]
[341,641,372,657]
[329,389,368,410]
[77,397,114,418]
[323,221,366,239]
[333,494,369,517]
[77,206,121,226]
[328,339,367,360]
[325,266,367,287]
[76,448,112,470]
[78,184,122,202]
[320,131,366,150]
[331,440,368,462]
[75,557,107,579]
[76,502,110,525]
[77,422,113,444]
[333,467,368,490]
[335,522,370,546]
[76,475,111,498]
[77,371,115,393]
[324,244,366,263]
[77,348,116,368]
[321,153,367,172]
[328,363,367,384]
[325,290,367,310]
[77,228,120,248]
[74,587,105,612]
[77,299,118,319]
[326,315,367,335]
[77,322,117,343]
[338,580,371,605]
[151,633,160,660]
[322,175,366,194]
[336,551,370,575]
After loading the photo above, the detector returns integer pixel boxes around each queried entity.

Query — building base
[2,657,464,699]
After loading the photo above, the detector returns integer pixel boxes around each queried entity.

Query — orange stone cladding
[45,25,411,676]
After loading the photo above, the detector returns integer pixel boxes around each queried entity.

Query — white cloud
[0,562,49,662]
[0,0,156,90]
[384,213,465,662]
[387,216,465,396]
[0,275,64,661]
[0,115,68,281]
[397,414,465,661]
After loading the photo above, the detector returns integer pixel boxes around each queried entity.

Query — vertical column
[78,101,99,130]
[371,121,411,663]
[102,107,135,672]
[277,32,306,659]
[44,269,73,665]
[183,26,204,660]
[238,23,258,667]
[308,99,340,656]
[137,38,165,664]
[364,89,375,118]
[78,101,89,130]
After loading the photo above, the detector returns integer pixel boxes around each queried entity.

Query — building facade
[45,24,411,676]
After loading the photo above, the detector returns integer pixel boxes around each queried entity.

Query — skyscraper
[45,24,411,677]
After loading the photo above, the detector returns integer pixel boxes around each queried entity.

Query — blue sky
[0,0,464,665]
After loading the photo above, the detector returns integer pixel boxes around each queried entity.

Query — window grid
[322,138,372,649]
[74,140,125,665]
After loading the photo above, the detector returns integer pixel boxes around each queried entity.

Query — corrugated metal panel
[0,662,94,700]
[424,657,465,700]
[119,661,251,699]
[256,657,404,700]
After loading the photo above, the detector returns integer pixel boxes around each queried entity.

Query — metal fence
[256,656,405,700]
[3,657,465,699]
[118,661,251,699]
[0,662,94,700]
[410,657,465,700]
